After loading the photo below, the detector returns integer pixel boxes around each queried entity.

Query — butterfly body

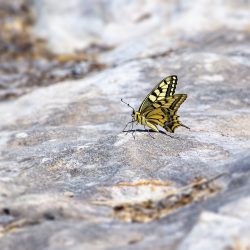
[132,111,159,132]
[122,75,189,136]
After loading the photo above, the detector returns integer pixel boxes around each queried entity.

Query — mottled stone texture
[1,0,250,249]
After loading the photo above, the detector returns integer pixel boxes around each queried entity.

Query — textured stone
[0,0,250,249]
[178,197,250,250]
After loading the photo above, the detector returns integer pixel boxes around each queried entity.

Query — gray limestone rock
[1,0,250,249]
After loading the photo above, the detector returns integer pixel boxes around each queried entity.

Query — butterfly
[121,75,189,138]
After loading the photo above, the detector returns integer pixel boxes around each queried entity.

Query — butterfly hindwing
[139,75,178,113]
[143,94,188,133]
[145,108,181,133]
[163,110,182,133]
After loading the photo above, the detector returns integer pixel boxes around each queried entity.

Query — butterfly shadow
[123,129,180,140]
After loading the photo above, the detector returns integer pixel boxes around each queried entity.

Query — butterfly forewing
[138,75,178,113]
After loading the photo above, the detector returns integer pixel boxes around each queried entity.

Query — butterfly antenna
[121,99,135,112]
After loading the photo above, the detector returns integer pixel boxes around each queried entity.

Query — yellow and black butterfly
[121,75,189,137]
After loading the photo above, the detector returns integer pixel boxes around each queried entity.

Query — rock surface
[1,0,250,249]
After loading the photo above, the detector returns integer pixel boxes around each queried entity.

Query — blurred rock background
[0,0,250,249]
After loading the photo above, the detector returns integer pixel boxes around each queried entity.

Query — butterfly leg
[123,120,137,139]
[132,128,137,140]
[122,120,134,134]
[130,121,136,139]
[132,130,136,139]
[144,125,155,139]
